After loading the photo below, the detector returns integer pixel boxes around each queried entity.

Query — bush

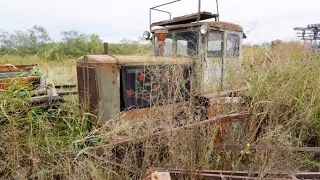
[0,26,152,60]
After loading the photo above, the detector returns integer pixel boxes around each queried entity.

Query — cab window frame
[207,30,223,58]
[226,33,240,58]
[153,28,200,58]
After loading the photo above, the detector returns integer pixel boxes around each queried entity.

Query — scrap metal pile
[0,64,76,107]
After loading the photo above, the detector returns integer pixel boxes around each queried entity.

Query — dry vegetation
[0,42,320,179]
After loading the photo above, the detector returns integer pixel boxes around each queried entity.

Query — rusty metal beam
[0,64,36,73]
[83,110,320,154]
[213,144,320,152]
[86,112,249,152]
[146,168,320,180]
[58,90,78,96]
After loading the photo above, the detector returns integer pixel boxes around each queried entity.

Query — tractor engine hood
[77,55,193,66]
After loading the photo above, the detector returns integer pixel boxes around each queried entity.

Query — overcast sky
[0,0,319,44]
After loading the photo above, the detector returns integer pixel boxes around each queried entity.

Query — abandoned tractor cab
[77,0,247,129]
[148,18,244,94]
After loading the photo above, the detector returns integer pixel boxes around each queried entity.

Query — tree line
[0,25,152,60]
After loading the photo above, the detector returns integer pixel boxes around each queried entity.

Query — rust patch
[206,21,243,32]
[0,76,40,90]
[138,73,146,81]
[0,64,36,73]
[88,67,99,115]
[77,66,99,117]
[126,89,135,97]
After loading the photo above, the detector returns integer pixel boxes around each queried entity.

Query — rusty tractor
[0,0,248,146]
[76,0,248,128]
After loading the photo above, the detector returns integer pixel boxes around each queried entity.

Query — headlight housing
[200,25,209,35]
[143,31,151,40]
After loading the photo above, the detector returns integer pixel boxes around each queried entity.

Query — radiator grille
[77,66,99,115]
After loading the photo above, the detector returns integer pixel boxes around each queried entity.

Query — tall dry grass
[0,42,320,179]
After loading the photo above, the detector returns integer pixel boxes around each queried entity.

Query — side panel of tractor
[76,55,193,124]
[77,57,120,124]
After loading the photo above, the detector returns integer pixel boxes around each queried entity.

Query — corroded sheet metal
[0,76,40,90]
[77,55,118,64]
[145,168,320,180]
[85,113,250,151]
[206,21,243,32]
[98,63,120,124]
[77,66,100,118]
[77,66,85,108]
[0,64,36,73]
[88,67,99,115]
[77,61,120,124]
[151,21,243,32]
[77,55,193,66]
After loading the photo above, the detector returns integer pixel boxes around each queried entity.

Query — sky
[0,0,319,44]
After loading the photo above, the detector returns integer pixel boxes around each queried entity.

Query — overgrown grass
[0,42,320,179]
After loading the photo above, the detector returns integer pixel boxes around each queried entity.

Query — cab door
[223,31,243,90]
[202,30,224,93]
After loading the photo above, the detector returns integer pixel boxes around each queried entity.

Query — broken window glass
[226,33,240,57]
[207,31,222,58]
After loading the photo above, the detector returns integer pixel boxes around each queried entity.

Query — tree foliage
[0,25,152,60]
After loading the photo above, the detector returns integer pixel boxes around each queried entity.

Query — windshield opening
[154,29,199,57]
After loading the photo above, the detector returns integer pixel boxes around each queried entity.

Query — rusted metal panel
[145,168,251,180]
[145,168,320,180]
[206,21,244,32]
[77,55,193,65]
[151,12,218,27]
[97,63,120,124]
[77,55,118,64]
[77,59,120,125]
[0,76,40,90]
[85,113,250,151]
[0,64,36,73]
[77,65,100,118]
[213,144,320,152]
[0,72,31,78]
[295,172,320,179]
[77,66,85,109]
[88,67,99,115]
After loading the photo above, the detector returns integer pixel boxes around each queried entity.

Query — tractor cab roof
[151,12,243,33]
[151,11,218,27]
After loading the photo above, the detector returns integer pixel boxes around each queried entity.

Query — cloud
[0,0,319,43]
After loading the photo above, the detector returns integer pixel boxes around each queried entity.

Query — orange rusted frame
[144,168,320,180]
[0,76,40,90]
[86,112,250,152]
[0,64,36,73]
